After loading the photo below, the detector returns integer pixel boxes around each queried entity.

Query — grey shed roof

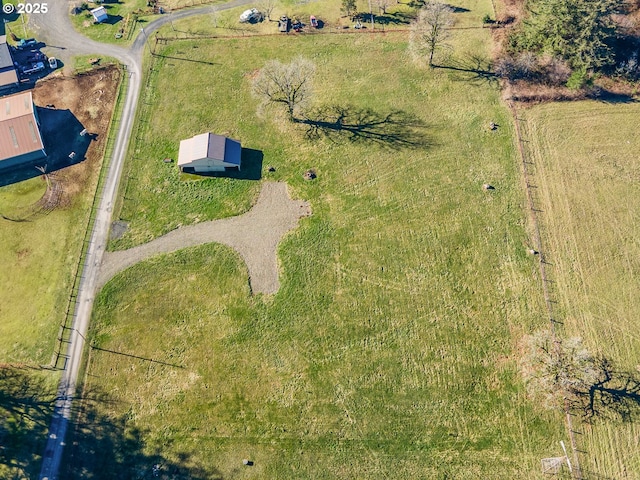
[0,38,14,71]
[178,133,241,167]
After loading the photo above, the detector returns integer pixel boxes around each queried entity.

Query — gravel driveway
[99,182,311,294]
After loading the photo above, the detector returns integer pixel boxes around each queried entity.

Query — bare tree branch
[409,1,455,67]
[251,57,316,119]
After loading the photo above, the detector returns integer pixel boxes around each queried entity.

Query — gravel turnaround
[99,182,311,294]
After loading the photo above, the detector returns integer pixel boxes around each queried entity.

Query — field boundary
[48,65,129,370]
[509,101,583,479]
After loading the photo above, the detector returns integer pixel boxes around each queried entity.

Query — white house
[178,133,241,173]
[90,6,108,23]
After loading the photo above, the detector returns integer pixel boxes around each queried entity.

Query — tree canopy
[510,0,619,71]
[251,57,316,119]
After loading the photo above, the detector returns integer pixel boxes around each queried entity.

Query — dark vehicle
[16,38,38,50]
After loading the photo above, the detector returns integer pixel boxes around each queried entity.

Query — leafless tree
[409,1,455,67]
[258,0,278,21]
[520,329,602,410]
[341,0,357,18]
[251,57,316,119]
[377,0,391,14]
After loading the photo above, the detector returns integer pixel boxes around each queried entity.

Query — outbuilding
[0,91,47,169]
[90,6,108,23]
[178,133,241,173]
[0,35,19,92]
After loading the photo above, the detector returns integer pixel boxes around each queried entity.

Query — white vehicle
[48,57,58,69]
[239,8,263,23]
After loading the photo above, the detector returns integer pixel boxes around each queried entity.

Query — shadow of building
[0,106,91,187]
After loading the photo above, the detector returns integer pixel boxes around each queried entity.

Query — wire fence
[509,101,583,480]
[49,65,130,370]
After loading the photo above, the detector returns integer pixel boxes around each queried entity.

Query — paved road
[33,2,251,479]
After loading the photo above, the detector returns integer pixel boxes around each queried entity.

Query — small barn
[0,91,46,169]
[178,133,241,173]
[90,6,108,23]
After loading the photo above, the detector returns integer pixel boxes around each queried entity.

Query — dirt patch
[31,66,121,206]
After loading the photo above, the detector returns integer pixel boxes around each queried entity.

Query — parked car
[239,8,263,23]
[48,57,58,69]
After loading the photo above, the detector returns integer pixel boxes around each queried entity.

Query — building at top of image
[0,35,19,92]
[0,90,46,169]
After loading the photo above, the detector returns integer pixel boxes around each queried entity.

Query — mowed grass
[79,22,568,479]
[521,101,640,479]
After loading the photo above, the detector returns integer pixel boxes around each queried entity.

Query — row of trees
[507,0,640,86]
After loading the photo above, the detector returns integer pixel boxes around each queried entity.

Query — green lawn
[77,16,567,479]
[70,0,151,45]
[520,101,640,479]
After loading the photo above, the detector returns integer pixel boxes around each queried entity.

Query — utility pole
[368,0,374,30]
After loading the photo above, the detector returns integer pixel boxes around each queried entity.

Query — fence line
[509,101,583,480]
[49,66,130,370]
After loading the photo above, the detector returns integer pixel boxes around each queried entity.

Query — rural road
[32,2,252,479]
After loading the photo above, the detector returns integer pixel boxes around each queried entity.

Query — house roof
[0,91,45,161]
[178,133,241,167]
[0,69,18,87]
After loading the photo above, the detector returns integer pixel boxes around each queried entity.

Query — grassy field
[70,0,151,44]
[520,101,640,479]
[0,68,124,365]
[0,66,126,477]
[75,9,571,478]
[0,366,58,479]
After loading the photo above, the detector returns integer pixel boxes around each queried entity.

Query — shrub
[566,67,590,89]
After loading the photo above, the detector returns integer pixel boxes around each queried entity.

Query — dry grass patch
[520,100,640,479]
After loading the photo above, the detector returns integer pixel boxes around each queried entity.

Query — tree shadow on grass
[295,105,430,150]
[371,11,416,25]
[576,358,640,423]
[63,387,224,479]
[433,53,498,86]
[0,365,224,479]
[0,365,56,479]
